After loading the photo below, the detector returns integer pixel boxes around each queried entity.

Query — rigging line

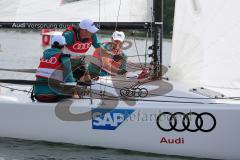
[2,78,240,101]
[98,77,138,83]
[73,88,207,104]
[144,29,150,67]
[126,65,142,71]
[124,31,131,41]
[75,97,226,105]
[98,0,108,98]
[0,84,31,94]
[127,54,151,58]
[132,32,144,69]
[0,79,234,101]
[127,61,145,69]
[0,82,234,104]
[98,0,101,32]
[150,6,154,40]
[115,0,122,31]
[92,82,240,101]
[148,92,240,101]
[98,0,103,93]
[0,82,237,104]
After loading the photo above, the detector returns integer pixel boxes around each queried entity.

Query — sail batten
[169,0,240,96]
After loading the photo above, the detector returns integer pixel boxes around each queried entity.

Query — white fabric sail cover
[0,0,153,22]
[169,0,240,95]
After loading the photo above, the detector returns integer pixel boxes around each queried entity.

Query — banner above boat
[0,0,153,23]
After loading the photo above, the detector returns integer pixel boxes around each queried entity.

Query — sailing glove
[112,55,123,62]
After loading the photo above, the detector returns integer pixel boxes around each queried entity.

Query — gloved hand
[112,55,123,62]
[117,69,127,75]
[137,68,150,79]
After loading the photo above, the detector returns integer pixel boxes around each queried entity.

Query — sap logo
[92,109,134,130]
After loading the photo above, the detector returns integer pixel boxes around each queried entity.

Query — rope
[98,0,101,32]
[144,29,150,67]
[74,97,228,105]
[0,84,31,94]
[98,0,103,93]
[97,0,108,99]
[92,82,240,101]
[1,82,239,105]
[150,6,154,39]
[127,54,151,58]
[115,0,122,31]
[132,32,144,69]
[70,86,229,105]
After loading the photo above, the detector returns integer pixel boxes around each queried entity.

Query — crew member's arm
[119,53,127,70]
[62,31,74,45]
[92,34,114,58]
[102,56,127,75]
[61,54,75,82]
[101,57,120,74]
[118,53,128,75]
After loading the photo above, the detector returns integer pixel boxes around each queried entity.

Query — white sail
[0,0,153,22]
[169,0,240,96]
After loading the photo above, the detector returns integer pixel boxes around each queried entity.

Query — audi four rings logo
[156,112,216,132]
[40,57,58,64]
[120,87,148,98]
[73,42,92,50]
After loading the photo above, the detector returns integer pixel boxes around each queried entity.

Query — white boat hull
[0,80,239,160]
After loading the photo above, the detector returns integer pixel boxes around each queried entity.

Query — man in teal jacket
[33,35,75,102]
[63,19,101,81]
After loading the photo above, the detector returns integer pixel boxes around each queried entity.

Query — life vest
[92,42,122,75]
[63,26,93,56]
[36,54,64,82]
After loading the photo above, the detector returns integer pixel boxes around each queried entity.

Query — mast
[151,0,163,79]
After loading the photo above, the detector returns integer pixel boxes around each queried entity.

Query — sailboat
[0,0,240,159]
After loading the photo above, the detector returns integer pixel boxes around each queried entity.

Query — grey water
[0,30,209,160]
[0,137,209,160]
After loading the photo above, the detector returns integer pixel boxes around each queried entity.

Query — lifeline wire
[97,0,107,96]
[115,0,122,31]
[144,29,150,67]
[0,84,31,94]
[0,82,239,104]
[132,32,144,69]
